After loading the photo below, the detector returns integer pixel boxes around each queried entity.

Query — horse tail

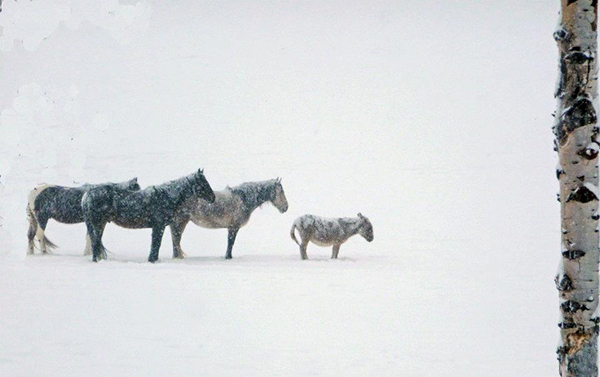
[290,222,300,245]
[28,184,51,212]
[42,234,58,250]
[27,184,58,250]
[26,202,37,230]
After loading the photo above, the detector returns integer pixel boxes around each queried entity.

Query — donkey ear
[277,177,282,183]
[198,168,204,175]
[133,177,138,182]
[357,213,364,219]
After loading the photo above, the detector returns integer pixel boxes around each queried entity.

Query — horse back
[33,185,86,224]
[191,190,242,229]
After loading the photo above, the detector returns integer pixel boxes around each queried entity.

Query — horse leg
[300,240,309,260]
[225,228,239,259]
[37,215,50,254]
[148,226,165,263]
[88,223,101,262]
[331,244,340,259]
[27,210,38,255]
[83,233,92,256]
[170,218,188,259]
[88,221,108,262]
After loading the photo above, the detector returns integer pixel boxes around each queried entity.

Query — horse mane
[229,180,276,209]
[150,172,196,200]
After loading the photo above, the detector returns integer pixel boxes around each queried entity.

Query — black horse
[82,169,215,262]
[26,178,140,255]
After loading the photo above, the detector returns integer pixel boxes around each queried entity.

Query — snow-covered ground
[1,1,560,376]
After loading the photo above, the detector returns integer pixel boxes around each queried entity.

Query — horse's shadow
[27,251,359,264]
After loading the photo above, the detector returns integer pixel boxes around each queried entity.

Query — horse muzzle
[207,192,216,203]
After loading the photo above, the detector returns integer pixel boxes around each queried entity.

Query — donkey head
[357,213,374,242]
[270,177,288,213]
[193,169,216,203]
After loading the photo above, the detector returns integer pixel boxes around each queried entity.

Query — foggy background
[0,1,560,375]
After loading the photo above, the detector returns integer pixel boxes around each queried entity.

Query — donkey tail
[290,222,300,245]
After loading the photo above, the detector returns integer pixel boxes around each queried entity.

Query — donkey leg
[332,245,341,259]
[148,226,165,263]
[225,228,239,259]
[170,218,188,259]
[300,240,309,260]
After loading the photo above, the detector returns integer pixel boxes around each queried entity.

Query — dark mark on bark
[554,28,568,42]
[566,185,598,203]
[562,249,587,259]
[579,145,600,160]
[557,274,574,291]
[557,99,597,142]
[567,51,593,64]
[559,321,578,329]
[561,300,590,313]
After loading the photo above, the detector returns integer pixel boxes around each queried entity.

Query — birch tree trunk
[554,1,600,375]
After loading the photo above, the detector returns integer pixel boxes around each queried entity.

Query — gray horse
[290,213,374,259]
[172,178,288,259]
[26,178,140,255]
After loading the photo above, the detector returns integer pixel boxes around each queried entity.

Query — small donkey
[290,213,374,260]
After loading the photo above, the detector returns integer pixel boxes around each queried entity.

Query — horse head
[194,168,216,203]
[127,177,141,191]
[271,177,288,213]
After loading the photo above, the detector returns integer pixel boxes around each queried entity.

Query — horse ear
[133,177,138,182]
[198,168,204,175]
[277,177,281,183]
[357,213,363,219]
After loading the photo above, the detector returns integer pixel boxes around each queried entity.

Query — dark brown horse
[82,169,215,262]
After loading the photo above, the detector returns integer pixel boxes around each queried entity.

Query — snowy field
[1,1,559,376]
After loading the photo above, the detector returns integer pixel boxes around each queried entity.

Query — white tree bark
[554,1,600,376]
